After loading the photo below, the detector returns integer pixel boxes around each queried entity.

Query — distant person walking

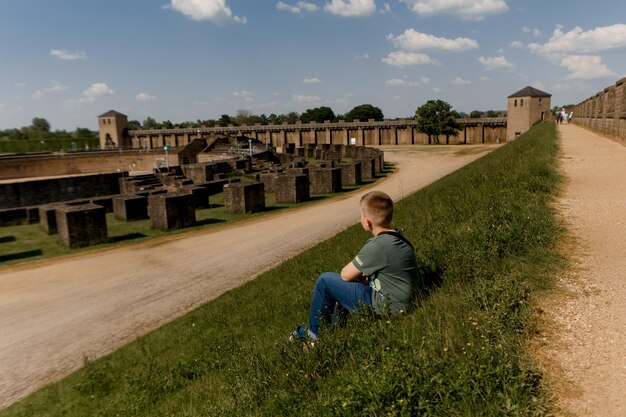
[568,111,573,123]
[292,191,420,342]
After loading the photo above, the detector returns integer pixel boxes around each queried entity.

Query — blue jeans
[308,272,373,337]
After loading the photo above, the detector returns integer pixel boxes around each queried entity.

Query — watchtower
[98,110,129,149]
[506,86,551,141]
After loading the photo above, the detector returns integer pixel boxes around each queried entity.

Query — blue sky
[1,0,625,131]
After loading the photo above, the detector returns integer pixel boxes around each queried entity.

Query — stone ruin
[56,203,108,249]
[113,195,149,221]
[0,136,387,252]
[223,182,265,214]
[275,174,310,203]
[148,192,196,230]
[309,167,342,195]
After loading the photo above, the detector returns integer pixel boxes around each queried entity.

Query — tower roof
[98,110,127,118]
[508,86,551,98]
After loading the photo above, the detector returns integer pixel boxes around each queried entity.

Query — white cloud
[433,87,442,92]
[380,3,391,13]
[479,76,491,81]
[510,41,524,48]
[233,90,253,97]
[83,83,114,98]
[292,94,321,103]
[303,78,321,84]
[324,0,376,17]
[276,1,318,14]
[355,53,370,59]
[385,78,421,87]
[382,51,441,68]
[452,76,470,85]
[387,29,478,51]
[50,49,86,60]
[15,82,27,88]
[136,92,156,101]
[529,24,626,55]
[0,103,7,110]
[167,0,247,24]
[522,27,542,37]
[400,0,509,21]
[560,55,615,79]
[65,82,114,106]
[33,81,68,99]
[421,76,430,83]
[478,55,514,70]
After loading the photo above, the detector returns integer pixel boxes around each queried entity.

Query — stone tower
[98,110,129,149]
[506,86,551,141]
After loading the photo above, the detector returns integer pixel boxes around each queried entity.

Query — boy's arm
[341,261,365,282]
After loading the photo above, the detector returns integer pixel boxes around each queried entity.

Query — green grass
[1,122,562,416]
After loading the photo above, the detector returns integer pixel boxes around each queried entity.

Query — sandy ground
[534,124,626,416]
[0,144,498,409]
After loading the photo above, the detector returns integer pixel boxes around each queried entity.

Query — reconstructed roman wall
[129,119,507,150]
[0,150,169,180]
[572,77,626,144]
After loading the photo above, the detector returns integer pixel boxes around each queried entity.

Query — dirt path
[535,124,626,416]
[0,145,497,409]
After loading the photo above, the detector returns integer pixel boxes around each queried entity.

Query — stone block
[259,173,278,193]
[39,204,62,235]
[0,207,27,226]
[344,145,357,159]
[189,186,210,209]
[113,194,148,221]
[275,174,310,203]
[184,162,218,184]
[359,158,375,180]
[286,167,309,176]
[90,196,114,212]
[148,192,196,230]
[223,182,265,214]
[340,162,362,186]
[56,203,108,249]
[310,167,342,195]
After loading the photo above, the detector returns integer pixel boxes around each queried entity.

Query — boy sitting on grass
[293,191,420,342]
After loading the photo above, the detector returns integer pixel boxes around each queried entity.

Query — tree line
[133,104,387,130]
[0,117,97,142]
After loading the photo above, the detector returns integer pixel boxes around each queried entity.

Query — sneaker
[290,325,318,347]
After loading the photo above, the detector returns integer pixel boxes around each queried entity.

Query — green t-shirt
[352,231,419,314]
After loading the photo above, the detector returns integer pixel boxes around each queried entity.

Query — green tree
[74,128,95,139]
[470,110,483,118]
[127,120,142,130]
[415,100,462,144]
[344,104,384,122]
[486,110,499,117]
[284,112,299,124]
[218,114,235,127]
[301,106,335,123]
[143,117,158,129]
[31,117,50,132]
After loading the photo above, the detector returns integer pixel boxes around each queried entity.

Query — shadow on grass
[417,264,444,299]
[195,218,226,227]
[109,233,148,243]
[0,236,17,243]
[0,249,43,263]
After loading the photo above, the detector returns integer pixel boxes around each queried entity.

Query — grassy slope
[3,122,562,416]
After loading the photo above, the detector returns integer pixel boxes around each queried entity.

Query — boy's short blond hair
[360,191,393,227]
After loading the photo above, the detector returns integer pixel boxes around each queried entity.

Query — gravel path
[535,124,626,416]
[0,145,497,409]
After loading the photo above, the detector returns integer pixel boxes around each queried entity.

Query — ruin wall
[572,77,626,144]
